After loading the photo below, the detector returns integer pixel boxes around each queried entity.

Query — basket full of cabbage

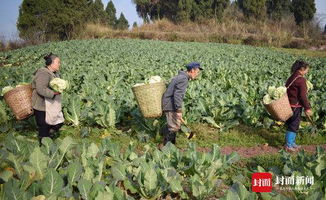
[132,76,166,118]
[1,83,33,120]
[263,86,293,122]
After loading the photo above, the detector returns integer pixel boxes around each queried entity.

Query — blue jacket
[162,71,190,112]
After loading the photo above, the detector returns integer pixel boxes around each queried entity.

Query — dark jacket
[32,67,58,111]
[162,71,190,112]
[285,71,311,110]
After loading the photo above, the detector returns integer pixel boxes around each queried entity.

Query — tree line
[18,0,317,42]
[17,0,130,41]
[132,0,316,25]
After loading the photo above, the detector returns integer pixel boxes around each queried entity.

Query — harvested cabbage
[133,75,163,87]
[263,86,287,104]
[133,83,145,87]
[50,78,69,93]
[149,76,162,84]
[307,80,313,91]
[263,95,273,105]
[16,82,30,88]
[1,86,14,96]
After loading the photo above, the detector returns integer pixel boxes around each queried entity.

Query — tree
[157,0,179,21]
[133,22,138,28]
[196,0,230,21]
[237,0,266,19]
[56,0,90,39]
[132,0,158,23]
[176,0,192,22]
[90,0,107,24]
[17,0,55,41]
[292,0,316,25]
[105,0,117,27]
[266,0,291,21]
[17,0,91,41]
[116,13,129,30]
[132,0,229,23]
[212,0,230,20]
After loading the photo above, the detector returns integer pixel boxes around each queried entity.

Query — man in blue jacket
[162,62,203,145]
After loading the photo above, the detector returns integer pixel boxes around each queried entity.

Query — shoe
[292,143,301,149]
[284,146,297,152]
[38,137,42,146]
[170,132,176,145]
[163,131,177,146]
[158,143,164,150]
[163,134,170,146]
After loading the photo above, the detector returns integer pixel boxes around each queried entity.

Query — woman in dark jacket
[285,60,313,152]
[32,53,62,143]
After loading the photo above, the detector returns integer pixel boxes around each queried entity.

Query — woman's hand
[305,109,313,116]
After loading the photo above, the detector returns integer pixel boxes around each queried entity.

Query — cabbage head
[307,80,313,91]
[133,75,163,87]
[50,78,69,93]
[263,94,273,104]
[149,76,162,84]
[1,86,14,96]
[263,86,287,104]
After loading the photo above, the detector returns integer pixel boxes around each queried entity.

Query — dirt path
[219,144,326,158]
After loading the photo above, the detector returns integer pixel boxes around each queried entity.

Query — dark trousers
[285,107,302,132]
[34,109,63,139]
[161,125,176,145]
[164,131,176,145]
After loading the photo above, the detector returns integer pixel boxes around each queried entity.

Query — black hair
[44,53,59,66]
[291,60,309,74]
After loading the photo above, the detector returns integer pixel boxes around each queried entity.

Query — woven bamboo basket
[4,84,33,120]
[132,82,166,118]
[264,93,293,122]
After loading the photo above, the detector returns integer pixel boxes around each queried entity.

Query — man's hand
[176,112,182,120]
[305,109,313,116]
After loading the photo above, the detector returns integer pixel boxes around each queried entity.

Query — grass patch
[249,154,284,171]
[175,123,326,148]
[272,47,326,58]
[1,123,325,150]
[296,132,326,145]
[176,124,270,148]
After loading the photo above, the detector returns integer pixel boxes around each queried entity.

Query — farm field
[0,39,325,199]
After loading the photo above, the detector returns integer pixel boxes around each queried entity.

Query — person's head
[44,53,60,72]
[291,60,309,75]
[186,62,203,80]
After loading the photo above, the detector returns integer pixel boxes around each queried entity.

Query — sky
[0,0,325,41]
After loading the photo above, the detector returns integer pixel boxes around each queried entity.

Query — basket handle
[286,75,303,107]
[286,75,302,89]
